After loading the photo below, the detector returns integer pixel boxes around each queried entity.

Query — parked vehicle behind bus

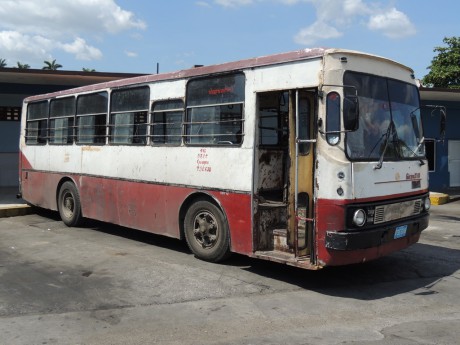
[19,48,438,269]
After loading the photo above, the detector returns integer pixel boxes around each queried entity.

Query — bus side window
[298,92,311,154]
[151,100,183,145]
[185,73,245,145]
[326,92,341,145]
[76,92,108,144]
[110,87,149,145]
[49,97,75,145]
[26,101,48,145]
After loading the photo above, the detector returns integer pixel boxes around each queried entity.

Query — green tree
[0,58,7,68]
[423,37,460,89]
[42,59,63,70]
[16,61,30,69]
[82,68,96,72]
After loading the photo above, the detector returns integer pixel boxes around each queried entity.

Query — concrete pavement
[0,186,32,218]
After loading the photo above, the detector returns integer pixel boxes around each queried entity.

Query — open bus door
[254,89,316,264]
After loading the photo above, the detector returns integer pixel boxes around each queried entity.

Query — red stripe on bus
[20,170,253,255]
[315,198,423,266]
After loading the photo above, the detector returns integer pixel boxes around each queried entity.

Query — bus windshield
[345,71,424,161]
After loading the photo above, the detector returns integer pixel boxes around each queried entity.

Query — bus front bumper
[325,214,429,251]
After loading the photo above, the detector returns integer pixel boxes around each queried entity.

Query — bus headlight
[424,197,431,211]
[352,209,366,227]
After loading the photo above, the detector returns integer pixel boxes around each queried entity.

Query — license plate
[394,225,408,239]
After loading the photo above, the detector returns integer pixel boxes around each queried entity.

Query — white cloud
[61,38,103,61]
[279,0,303,4]
[125,51,138,58]
[368,8,416,38]
[294,21,342,45]
[292,0,365,45]
[210,0,416,43]
[0,0,145,65]
[0,31,54,64]
[196,1,212,7]
[293,0,416,44]
[214,0,254,7]
[0,0,146,37]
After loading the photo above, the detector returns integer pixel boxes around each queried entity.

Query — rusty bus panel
[257,150,284,192]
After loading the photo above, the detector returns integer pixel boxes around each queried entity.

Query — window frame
[150,99,184,146]
[185,73,245,146]
[26,101,48,145]
[76,91,108,145]
[49,96,76,145]
[109,86,150,145]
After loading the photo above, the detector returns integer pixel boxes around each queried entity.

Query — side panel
[251,59,322,92]
[21,167,253,255]
[21,144,254,193]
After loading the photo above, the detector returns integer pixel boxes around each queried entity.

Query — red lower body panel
[315,197,427,266]
[21,170,253,255]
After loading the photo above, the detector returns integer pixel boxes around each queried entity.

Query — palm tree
[0,58,7,68]
[42,59,63,70]
[16,62,30,69]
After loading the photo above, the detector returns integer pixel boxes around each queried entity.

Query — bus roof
[24,47,410,102]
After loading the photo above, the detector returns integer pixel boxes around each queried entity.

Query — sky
[0,0,458,80]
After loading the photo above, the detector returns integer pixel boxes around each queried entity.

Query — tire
[184,200,231,262]
[58,181,83,227]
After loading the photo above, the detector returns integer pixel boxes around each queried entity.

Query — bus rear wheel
[184,200,231,262]
[58,181,83,227]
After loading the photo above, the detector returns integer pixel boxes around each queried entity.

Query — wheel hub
[193,211,218,248]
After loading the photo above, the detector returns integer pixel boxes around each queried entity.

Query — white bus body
[19,48,430,268]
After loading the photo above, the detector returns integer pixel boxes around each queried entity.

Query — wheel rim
[61,190,75,219]
[192,211,219,249]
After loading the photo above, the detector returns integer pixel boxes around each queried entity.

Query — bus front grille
[374,199,422,224]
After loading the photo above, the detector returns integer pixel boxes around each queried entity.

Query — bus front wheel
[184,200,231,262]
[58,181,83,227]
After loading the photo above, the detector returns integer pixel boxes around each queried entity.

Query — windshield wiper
[374,120,395,170]
[374,120,425,169]
[403,137,425,166]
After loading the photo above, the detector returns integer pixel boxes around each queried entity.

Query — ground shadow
[226,242,460,300]
[30,208,460,301]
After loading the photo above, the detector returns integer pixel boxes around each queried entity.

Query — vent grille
[413,200,422,215]
[374,206,385,224]
[373,199,422,224]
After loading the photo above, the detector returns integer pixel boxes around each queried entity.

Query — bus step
[258,200,287,209]
[252,250,314,269]
[273,228,290,252]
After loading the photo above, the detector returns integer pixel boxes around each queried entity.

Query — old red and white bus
[19,48,432,269]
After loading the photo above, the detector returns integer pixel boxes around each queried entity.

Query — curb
[0,205,33,218]
[430,192,450,206]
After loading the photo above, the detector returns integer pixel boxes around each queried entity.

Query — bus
[19,48,434,269]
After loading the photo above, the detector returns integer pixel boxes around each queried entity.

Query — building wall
[0,122,20,186]
[421,100,460,191]
[0,94,26,186]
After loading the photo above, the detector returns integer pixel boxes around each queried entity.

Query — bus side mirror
[343,95,359,131]
[425,104,447,142]
[440,108,446,141]
[410,113,421,139]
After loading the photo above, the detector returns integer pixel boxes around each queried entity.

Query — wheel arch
[56,176,81,215]
[178,191,231,248]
